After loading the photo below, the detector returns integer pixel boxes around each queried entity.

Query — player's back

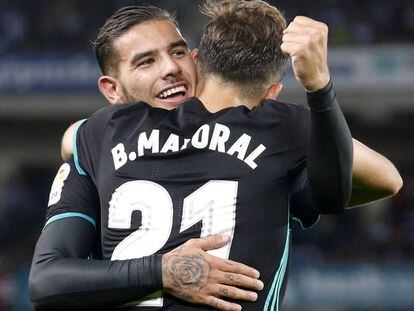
[75,97,310,310]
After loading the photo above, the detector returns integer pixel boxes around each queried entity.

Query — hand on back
[162,235,264,311]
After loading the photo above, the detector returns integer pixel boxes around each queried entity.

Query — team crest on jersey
[48,163,70,206]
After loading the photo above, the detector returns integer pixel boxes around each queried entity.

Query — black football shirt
[48,97,320,310]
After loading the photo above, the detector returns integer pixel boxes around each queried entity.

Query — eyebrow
[129,40,188,67]
[170,39,188,50]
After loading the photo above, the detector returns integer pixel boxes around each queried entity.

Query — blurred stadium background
[0,0,413,310]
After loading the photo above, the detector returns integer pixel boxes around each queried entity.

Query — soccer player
[30,5,266,311]
[29,2,402,311]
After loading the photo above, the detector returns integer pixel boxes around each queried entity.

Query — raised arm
[283,16,403,214]
[283,16,353,213]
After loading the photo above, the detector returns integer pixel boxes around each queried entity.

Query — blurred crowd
[0,167,54,311]
[292,182,414,264]
[0,0,414,54]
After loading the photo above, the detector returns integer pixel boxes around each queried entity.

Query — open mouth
[157,85,187,101]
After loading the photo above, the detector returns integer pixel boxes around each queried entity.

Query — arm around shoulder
[61,121,83,161]
[348,138,403,207]
[29,217,163,310]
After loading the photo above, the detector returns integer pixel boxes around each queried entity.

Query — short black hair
[94,5,178,75]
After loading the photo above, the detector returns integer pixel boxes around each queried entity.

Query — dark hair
[198,0,287,98]
[94,5,178,75]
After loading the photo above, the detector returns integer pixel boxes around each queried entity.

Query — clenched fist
[281,16,331,92]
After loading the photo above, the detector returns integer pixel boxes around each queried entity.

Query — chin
[156,98,189,110]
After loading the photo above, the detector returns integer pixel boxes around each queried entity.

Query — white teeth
[159,86,186,99]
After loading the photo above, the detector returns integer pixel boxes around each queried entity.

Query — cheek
[183,60,196,82]
[125,73,154,96]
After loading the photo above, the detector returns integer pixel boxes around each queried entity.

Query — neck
[195,77,258,113]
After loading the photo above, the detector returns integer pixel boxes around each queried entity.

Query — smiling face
[109,20,197,109]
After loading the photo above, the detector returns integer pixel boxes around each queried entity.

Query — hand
[281,16,330,92]
[162,235,263,311]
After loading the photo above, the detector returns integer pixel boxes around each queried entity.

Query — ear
[263,82,283,100]
[98,75,123,104]
[191,48,199,64]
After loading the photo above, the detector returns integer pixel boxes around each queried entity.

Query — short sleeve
[45,157,99,229]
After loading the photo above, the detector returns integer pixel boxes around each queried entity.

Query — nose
[160,55,181,78]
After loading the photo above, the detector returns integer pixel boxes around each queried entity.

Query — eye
[138,58,154,67]
[171,49,187,58]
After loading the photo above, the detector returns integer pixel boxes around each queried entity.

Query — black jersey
[64,97,318,310]
[40,82,352,311]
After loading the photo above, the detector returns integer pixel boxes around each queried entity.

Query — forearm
[306,80,353,213]
[30,259,161,310]
[29,218,162,310]
[348,139,403,207]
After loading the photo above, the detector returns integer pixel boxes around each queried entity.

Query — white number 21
[109,180,238,261]
[108,180,237,307]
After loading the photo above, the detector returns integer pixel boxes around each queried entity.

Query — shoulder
[79,102,157,135]
[254,100,310,127]
[88,102,140,124]
[261,99,309,117]
[61,121,83,161]
[258,100,311,148]
[93,102,172,125]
